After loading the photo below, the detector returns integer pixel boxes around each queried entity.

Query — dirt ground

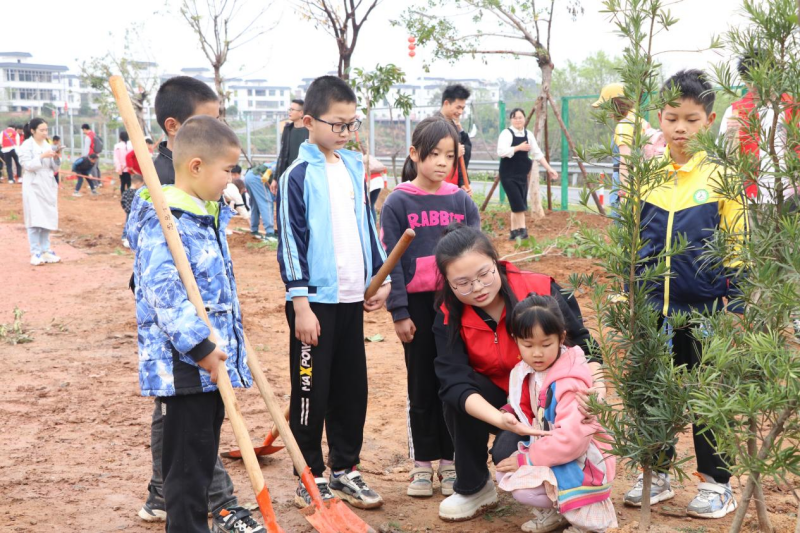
[0,182,796,532]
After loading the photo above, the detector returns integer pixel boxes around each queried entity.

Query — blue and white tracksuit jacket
[277,142,388,303]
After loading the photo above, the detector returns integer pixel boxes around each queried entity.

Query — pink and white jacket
[503,345,616,513]
[114,141,133,174]
[380,181,480,322]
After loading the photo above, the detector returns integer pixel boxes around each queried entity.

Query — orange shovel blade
[255,486,285,533]
[222,430,284,458]
[301,499,376,533]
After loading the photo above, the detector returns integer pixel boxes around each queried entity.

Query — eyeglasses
[313,116,362,133]
[450,268,496,296]
[288,107,302,113]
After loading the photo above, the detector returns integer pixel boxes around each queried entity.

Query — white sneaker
[623,473,675,507]
[122,238,130,248]
[521,507,568,532]
[30,254,44,266]
[41,251,61,264]
[687,481,737,519]
[438,478,497,521]
[72,192,83,197]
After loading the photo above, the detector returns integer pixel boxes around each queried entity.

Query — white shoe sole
[331,489,384,509]
[439,491,498,521]
[624,489,676,507]
[407,484,433,497]
[440,485,454,496]
[137,507,167,522]
[687,498,737,519]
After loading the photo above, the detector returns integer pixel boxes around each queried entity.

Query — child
[51,135,63,184]
[622,69,747,519]
[380,116,480,498]
[243,163,276,241]
[71,153,99,196]
[120,173,144,248]
[223,172,250,221]
[277,75,391,510]
[114,130,133,194]
[495,295,617,533]
[126,116,264,533]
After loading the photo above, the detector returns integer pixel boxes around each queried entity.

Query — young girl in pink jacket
[495,294,617,533]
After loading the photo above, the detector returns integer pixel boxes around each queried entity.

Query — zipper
[494,331,499,344]
[212,218,246,385]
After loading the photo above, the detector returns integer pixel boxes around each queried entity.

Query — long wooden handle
[459,156,471,187]
[364,228,415,300]
[108,76,280,527]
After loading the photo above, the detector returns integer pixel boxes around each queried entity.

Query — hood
[394,181,461,196]
[127,186,229,252]
[543,345,591,389]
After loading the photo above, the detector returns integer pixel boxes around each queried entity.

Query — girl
[432,224,604,522]
[381,116,480,498]
[495,295,616,533]
[496,108,558,240]
[19,119,60,266]
[114,130,133,194]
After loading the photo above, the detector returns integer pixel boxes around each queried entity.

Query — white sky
[5,0,744,89]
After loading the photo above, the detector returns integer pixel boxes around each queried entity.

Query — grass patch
[0,307,33,345]
[245,240,277,251]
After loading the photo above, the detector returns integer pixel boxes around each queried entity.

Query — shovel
[221,404,289,458]
[109,75,285,533]
[239,228,415,532]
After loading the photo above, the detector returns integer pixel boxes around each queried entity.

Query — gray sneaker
[329,470,384,509]
[137,484,166,522]
[687,481,737,519]
[623,473,675,507]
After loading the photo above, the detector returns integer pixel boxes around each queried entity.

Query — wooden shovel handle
[108,76,279,527]
[364,228,415,301]
[459,155,471,187]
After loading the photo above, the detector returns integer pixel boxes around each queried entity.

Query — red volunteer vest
[2,128,16,149]
[442,262,552,394]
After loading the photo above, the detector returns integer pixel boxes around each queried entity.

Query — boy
[126,116,264,533]
[437,84,472,192]
[278,75,391,510]
[623,70,746,520]
[153,76,221,185]
[120,173,144,248]
[51,135,63,184]
[72,153,99,196]
[136,76,260,532]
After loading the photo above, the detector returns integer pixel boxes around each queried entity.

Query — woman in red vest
[431,224,604,522]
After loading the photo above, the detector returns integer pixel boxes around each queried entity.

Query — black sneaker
[329,470,384,509]
[212,506,266,533]
[137,483,166,522]
[509,229,521,241]
[295,477,336,509]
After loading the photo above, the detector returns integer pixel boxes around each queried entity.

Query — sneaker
[91,189,99,196]
[623,473,675,507]
[521,507,568,532]
[295,476,336,508]
[41,251,61,264]
[438,464,456,496]
[329,470,384,509]
[137,484,166,522]
[212,506,265,533]
[407,466,434,497]
[30,254,44,266]
[509,228,521,241]
[687,481,737,519]
[72,192,83,197]
[263,235,278,244]
[250,231,263,239]
[122,238,130,249]
[438,478,497,521]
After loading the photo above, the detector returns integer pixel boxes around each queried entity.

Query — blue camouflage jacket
[126,186,253,397]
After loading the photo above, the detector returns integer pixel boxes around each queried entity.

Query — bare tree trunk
[339,51,352,80]
[528,65,550,219]
[214,64,226,120]
[640,467,652,531]
[544,112,552,211]
[730,475,758,533]
[748,417,773,532]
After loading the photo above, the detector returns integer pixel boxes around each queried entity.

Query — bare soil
[0,183,796,532]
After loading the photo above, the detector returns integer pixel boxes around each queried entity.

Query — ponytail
[401,156,416,182]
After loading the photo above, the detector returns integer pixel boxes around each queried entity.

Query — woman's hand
[394,318,416,343]
[40,150,56,159]
[515,142,531,153]
[496,452,522,473]
[497,410,552,437]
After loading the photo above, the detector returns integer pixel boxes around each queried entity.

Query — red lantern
[409,50,416,58]
[408,36,416,43]
[408,43,416,51]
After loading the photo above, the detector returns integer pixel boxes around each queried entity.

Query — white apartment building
[229,79,293,120]
[0,52,68,113]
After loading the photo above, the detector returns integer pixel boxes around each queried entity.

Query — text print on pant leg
[300,342,312,425]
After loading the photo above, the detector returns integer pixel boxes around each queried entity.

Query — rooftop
[0,62,69,72]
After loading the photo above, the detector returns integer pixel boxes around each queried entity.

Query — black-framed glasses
[450,268,496,296]
[313,116,362,133]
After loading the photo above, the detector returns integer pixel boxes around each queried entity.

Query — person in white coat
[19,118,60,266]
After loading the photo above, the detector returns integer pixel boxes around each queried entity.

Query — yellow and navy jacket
[639,149,747,316]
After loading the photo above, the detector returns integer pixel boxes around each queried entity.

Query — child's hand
[295,304,321,346]
[496,453,522,473]
[497,410,552,437]
[197,347,228,384]
[364,282,391,312]
[269,180,278,195]
[577,387,605,424]
[394,318,416,343]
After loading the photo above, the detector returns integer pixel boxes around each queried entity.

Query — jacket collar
[298,141,362,167]
[663,146,707,174]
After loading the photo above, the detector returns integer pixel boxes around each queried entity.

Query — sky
[4,0,745,89]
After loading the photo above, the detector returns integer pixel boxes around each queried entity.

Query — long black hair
[509,294,568,343]
[23,118,47,140]
[401,116,460,182]
[434,224,518,346]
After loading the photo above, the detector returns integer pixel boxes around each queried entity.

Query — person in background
[273,99,309,193]
[437,85,472,194]
[2,123,22,183]
[81,124,102,187]
[72,153,100,197]
[230,164,242,181]
[496,108,558,240]
[364,155,386,221]
[145,137,155,154]
[51,135,63,184]
[120,173,144,248]
[244,163,277,242]
[114,130,134,195]
[19,119,61,265]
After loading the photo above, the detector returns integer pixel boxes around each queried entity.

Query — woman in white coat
[19,118,60,265]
